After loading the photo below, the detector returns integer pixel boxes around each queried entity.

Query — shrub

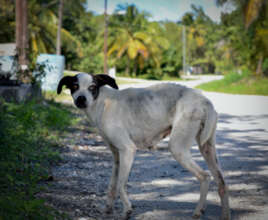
[0,100,74,219]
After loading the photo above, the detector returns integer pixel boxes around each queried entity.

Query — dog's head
[57,73,118,109]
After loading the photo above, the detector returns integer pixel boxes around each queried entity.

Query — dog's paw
[192,213,201,219]
[104,206,114,215]
[192,209,205,219]
[120,209,132,220]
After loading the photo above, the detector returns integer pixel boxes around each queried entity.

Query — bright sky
[87,0,234,23]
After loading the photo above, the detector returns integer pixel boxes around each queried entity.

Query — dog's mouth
[75,96,87,109]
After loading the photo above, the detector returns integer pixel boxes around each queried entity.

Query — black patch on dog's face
[57,75,79,94]
[89,74,119,100]
[93,74,119,90]
[88,83,99,100]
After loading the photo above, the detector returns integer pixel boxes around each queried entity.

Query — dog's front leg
[106,145,119,214]
[117,147,136,219]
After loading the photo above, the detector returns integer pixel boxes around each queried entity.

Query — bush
[0,100,74,219]
[263,58,268,77]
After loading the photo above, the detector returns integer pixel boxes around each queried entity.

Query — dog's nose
[75,96,87,108]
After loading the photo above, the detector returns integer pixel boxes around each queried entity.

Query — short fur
[57,73,230,220]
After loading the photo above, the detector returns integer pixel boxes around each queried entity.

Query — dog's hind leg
[198,131,230,220]
[169,118,210,218]
[106,145,119,214]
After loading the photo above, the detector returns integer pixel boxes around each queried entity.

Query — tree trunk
[126,57,130,76]
[16,0,28,68]
[256,55,263,76]
[133,58,137,77]
[56,0,63,55]
[103,0,108,74]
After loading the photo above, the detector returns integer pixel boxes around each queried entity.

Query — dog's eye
[89,85,96,91]
[73,84,78,90]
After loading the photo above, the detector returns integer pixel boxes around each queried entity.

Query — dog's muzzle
[75,96,87,108]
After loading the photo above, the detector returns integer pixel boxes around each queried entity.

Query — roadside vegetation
[1,0,267,82]
[196,70,268,95]
[0,99,77,219]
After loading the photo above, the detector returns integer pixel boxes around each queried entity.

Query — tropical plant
[108,5,169,77]
[28,0,82,58]
[216,0,268,75]
[0,0,15,43]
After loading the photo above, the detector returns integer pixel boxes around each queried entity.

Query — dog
[57,73,230,220]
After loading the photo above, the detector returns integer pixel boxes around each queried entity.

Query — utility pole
[56,0,64,55]
[103,0,108,74]
[182,25,187,75]
[16,0,28,70]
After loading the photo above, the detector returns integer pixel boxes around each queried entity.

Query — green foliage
[0,100,74,219]
[196,70,268,95]
[0,0,15,43]
[78,45,104,74]
[1,0,267,79]
[263,58,268,76]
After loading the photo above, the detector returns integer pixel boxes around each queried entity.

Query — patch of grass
[64,71,76,76]
[116,78,142,85]
[196,72,268,96]
[0,99,75,219]
[161,75,183,81]
[44,90,73,103]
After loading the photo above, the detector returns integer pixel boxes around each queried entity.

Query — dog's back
[106,83,209,149]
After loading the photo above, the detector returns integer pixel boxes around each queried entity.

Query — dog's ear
[57,76,74,94]
[94,74,119,90]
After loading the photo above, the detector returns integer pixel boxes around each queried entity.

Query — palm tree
[216,0,265,28]
[216,0,267,75]
[28,0,81,57]
[108,5,168,76]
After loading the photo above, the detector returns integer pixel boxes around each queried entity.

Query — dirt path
[40,76,268,220]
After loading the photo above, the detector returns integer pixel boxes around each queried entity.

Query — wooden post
[103,0,108,74]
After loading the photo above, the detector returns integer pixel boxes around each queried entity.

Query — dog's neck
[84,86,117,129]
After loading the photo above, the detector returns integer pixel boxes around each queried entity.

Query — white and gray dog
[57,73,230,220]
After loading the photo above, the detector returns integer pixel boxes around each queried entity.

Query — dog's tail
[199,101,218,146]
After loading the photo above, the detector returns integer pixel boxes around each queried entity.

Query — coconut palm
[28,0,81,57]
[108,5,169,76]
[216,0,267,75]
[216,0,265,28]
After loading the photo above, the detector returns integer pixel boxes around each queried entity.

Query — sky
[86,0,234,23]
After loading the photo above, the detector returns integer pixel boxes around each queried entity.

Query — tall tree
[56,0,64,55]
[216,0,268,75]
[27,0,81,58]
[108,4,168,76]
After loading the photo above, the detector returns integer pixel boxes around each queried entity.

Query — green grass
[133,73,182,81]
[161,75,184,81]
[115,78,142,85]
[44,90,73,103]
[0,99,76,219]
[196,72,268,96]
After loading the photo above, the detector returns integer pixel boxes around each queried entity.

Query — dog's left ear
[57,76,74,94]
[94,74,119,90]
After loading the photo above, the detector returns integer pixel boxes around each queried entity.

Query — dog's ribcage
[113,84,199,149]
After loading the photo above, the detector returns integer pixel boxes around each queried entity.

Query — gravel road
[40,75,268,220]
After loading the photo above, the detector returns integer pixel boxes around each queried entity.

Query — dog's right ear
[57,76,73,94]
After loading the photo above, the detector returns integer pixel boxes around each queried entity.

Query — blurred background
[0,0,267,83]
[1,1,268,219]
